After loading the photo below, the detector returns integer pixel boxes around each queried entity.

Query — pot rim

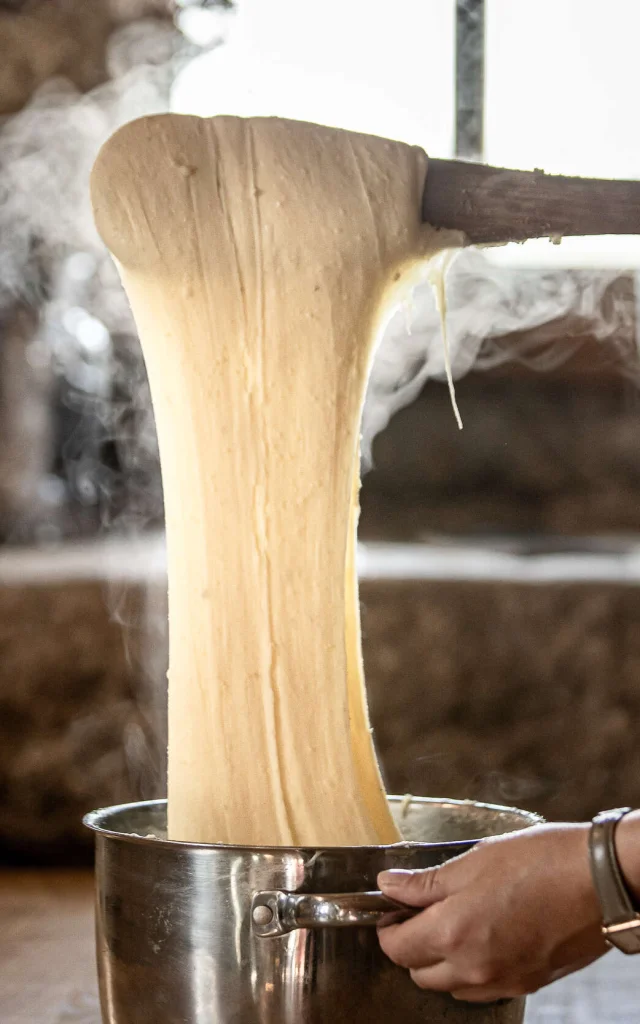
[83,796,543,854]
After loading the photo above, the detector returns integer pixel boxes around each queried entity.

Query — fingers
[412,969,533,1004]
[376,826,610,1005]
[408,963,462,993]
[404,956,592,1002]
[377,907,444,969]
[378,866,449,908]
[376,867,451,971]
[450,969,549,1003]
[409,965,523,1002]
[451,987,519,1004]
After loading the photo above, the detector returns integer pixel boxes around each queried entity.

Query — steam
[0,17,207,542]
[0,19,188,311]
[362,246,639,464]
[0,13,222,802]
[1,12,636,518]
[0,6,637,546]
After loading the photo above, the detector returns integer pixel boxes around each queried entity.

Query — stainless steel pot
[85,796,542,1024]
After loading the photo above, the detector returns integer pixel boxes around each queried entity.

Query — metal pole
[455,0,485,162]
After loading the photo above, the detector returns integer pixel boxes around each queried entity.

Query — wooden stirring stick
[424,159,640,244]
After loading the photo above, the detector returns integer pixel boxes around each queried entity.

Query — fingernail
[378,869,415,888]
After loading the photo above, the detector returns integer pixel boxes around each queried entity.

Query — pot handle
[251,889,418,937]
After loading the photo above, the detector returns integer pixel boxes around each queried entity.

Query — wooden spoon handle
[424,158,640,244]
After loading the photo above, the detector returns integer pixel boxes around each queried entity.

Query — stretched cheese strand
[91,114,461,846]
[427,247,463,431]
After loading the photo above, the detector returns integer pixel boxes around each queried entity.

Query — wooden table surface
[1,870,100,1024]
[0,869,636,1023]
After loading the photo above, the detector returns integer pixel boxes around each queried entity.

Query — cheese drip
[427,248,463,430]
[91,115,462,846]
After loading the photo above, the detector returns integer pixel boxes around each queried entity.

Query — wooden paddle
[424,159,640,244]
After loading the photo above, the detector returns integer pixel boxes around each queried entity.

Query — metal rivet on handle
[252,904,274,927]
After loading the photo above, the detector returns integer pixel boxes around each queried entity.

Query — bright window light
[172,1,640,269]
[485,0,640,268]
[172,0,455,154]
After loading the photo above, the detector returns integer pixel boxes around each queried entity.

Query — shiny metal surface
[85,796,541,1024]
[250,890,417,937]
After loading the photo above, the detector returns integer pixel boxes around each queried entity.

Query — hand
[377,823,608,1003]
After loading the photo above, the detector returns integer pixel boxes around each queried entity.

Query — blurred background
[1,0,640,873]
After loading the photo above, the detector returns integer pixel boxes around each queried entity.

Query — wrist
[614,810,640,904]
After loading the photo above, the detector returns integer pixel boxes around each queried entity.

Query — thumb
[377,866,448,908]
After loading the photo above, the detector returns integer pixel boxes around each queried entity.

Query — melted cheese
[91,114,461,846]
